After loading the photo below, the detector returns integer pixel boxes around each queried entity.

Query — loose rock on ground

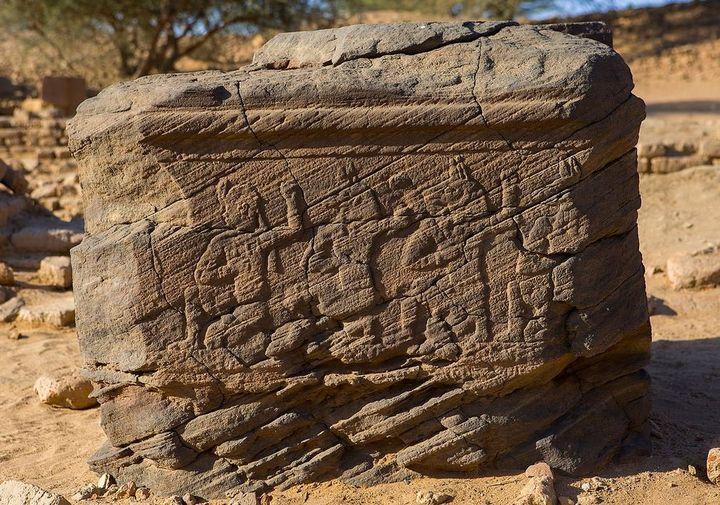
[34,371,97,409]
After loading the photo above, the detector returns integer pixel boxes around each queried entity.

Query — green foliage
[0,0,595,81]
[342,0,567,20]
[0,0,341,78]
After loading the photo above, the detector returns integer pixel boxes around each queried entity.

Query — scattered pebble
[525,461,554,480]
[97,473,114,491]
[170,496,185,505]
[103,484,118,497]
[72,484,97,501]
[116,481,137,498]
[183,493,204,505]
[688,464,698,477]
[135,487,151,500]
[707,447,720,484]
[6,327,27,340]
[576,496,602,505]
[416,490,453,504]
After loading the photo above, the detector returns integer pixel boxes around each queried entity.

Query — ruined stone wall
[0,113,69,160]
[67,21,650,498]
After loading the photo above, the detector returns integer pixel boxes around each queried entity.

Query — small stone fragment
[34,372,98,410]
[558,497,575,505]
[0,262,14,286]
[5,327,27,340]
[525,462,554,480]
[182,494,204,505]
[0,480,70,505]
[38,256,72,289]
[116,481,137,498]
[666,245,720,289]
[102,484,117,497]
[97,473,114,491]
[135,488,151,500]
[72,484,97,501]
[228,491,260,505]
[707,447,720,484]
[576,496,602,505]
[580,482,591,492]
[416,490,454,504]
[513,476,556,505]
[0,297,24,323]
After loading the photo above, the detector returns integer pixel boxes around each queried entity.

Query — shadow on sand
[595,335,720,481]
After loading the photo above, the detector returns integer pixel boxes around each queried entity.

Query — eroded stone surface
[0,480,70,505]
[67,21,649,498]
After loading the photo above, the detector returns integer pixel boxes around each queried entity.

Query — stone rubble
[416,490,454,504]
[71,484,97,502]
[637,117,720,174]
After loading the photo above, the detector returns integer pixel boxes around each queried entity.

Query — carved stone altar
[67,21,649,498]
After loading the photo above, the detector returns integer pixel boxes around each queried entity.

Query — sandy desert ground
[1,4,720,504]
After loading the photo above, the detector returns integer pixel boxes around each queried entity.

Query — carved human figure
[187,179,306,345]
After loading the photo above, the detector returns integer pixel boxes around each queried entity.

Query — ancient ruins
[66,21,650,498]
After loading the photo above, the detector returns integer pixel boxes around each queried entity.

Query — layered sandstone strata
[67,21,649,498]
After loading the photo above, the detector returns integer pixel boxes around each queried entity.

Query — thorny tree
[0,0,342,78]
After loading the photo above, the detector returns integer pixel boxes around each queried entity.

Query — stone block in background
[40,76,87,116]
[67,21,649,498]
[38,256,73,289]
[0,77,15,98]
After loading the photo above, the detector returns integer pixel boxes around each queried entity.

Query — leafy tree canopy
[0,0,341,78]
[0,0,600,80]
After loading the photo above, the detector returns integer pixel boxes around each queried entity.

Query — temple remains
[67,20,650,498]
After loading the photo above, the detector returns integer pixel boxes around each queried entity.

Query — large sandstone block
[40,76,87,116]
[67,21,649,498]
